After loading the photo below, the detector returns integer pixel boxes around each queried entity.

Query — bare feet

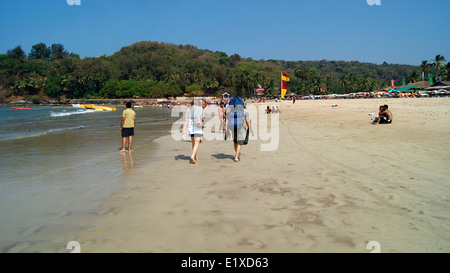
[190,157,196,164]
[120,149,126,153]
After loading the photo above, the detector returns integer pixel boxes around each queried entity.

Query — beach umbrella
[388,89,398,95]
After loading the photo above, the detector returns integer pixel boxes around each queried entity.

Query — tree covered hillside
[1,41,446,101]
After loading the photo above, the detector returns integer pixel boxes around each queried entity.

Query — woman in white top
[183,99,206,164]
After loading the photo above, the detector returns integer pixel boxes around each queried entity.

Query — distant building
[426,81,450,91]
[222,92,230,101]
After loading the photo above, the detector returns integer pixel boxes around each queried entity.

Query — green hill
[1,41,442,101]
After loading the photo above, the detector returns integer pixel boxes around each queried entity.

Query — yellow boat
[72,104,116,111]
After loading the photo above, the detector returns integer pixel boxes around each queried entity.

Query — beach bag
[190,106,204,129]
[243,129,249,145]
[194,116,204,128]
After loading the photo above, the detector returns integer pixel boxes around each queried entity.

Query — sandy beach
[70,97,450,253]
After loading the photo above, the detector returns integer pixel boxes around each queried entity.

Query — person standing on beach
[183,98,206,164]
[373,105,393,125]
[293,95,296,104]
[120,101,136,152]
[218,101,226,134]
[226,98,250,162]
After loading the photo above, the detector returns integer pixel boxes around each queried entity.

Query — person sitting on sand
[266,106,271,114]
[373,105,393,125]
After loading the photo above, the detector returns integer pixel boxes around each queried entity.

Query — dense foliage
[0,41,448,101]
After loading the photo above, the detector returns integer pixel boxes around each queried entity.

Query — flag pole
[280,72,282,99]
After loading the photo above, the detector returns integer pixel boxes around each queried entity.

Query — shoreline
[2,94,450,109]
[0,107,176,253]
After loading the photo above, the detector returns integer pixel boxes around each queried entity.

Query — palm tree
[444,62,450,81]
[409,71,420,83]
[266,78,276,97]
[339,74,349,93]
[205,78,219,95]
[310,76,322,94]
[430,54,447,81]
[348,73,358,92]
[420,61,430,81]
[360,74,372,91]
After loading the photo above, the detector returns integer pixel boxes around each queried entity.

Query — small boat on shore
[11,107,32,110]
[72,104,116,111]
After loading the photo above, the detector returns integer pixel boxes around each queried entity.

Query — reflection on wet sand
[121,151,135,170]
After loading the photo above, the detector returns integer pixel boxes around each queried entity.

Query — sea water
[0,106,175,252]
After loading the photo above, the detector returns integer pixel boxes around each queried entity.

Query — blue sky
[0,0,449,65]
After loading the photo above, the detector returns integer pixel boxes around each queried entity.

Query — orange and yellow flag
[281,81,287,98]
[282,72,289,82]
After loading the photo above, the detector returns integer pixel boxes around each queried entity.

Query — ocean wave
[0,126,84,141]
[50,109,101,117]
[0,131,48,141]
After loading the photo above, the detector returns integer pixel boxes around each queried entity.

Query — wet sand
[0,107,174,253]
[70,97,450,253]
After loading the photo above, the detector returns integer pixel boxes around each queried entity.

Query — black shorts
[379,116,392,124]
[122,127,134,137]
